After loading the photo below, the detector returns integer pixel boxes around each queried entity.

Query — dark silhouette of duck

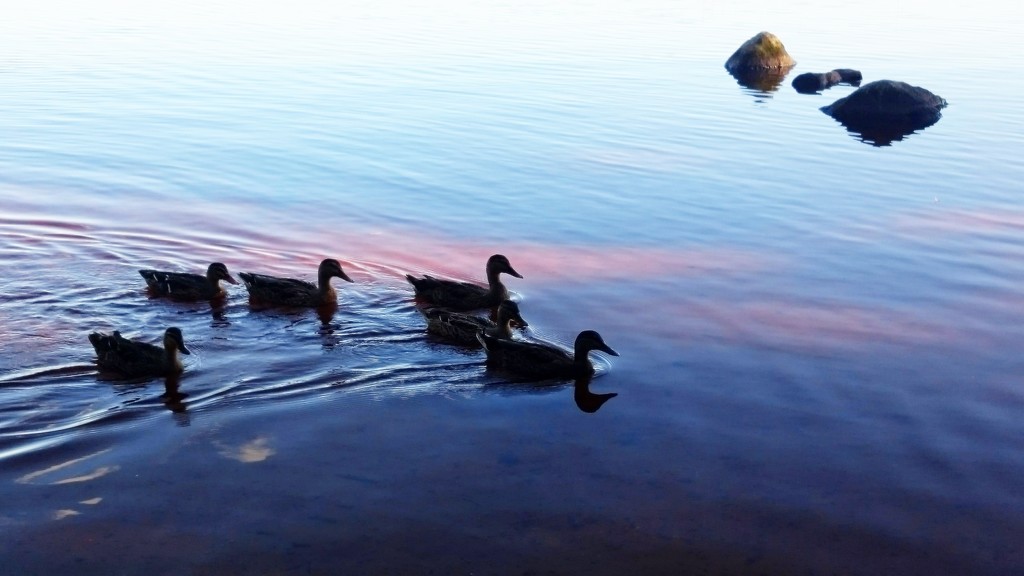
[239,258,353,307]
[88,327,191,378]
[574,375,618,413]
[405,254,522,311]
[423,299,527,346]
[477,329,618,380]
[139,262,238,300]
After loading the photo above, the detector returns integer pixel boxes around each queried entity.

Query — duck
[477,329,619,380]
[405,254,522,311]
[139,262,238,300]
[88,327,191,377]
[422,299,528,346]
[238,258,353,307]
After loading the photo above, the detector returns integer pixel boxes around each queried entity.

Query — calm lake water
[2,1,1023,574]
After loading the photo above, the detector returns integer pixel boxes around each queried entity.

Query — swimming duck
[405,254,522,311]
[139,262,238,300]
[423,299,528,346]
[88,327,191,378]
[477,329,619,380]
[239,258,353,307]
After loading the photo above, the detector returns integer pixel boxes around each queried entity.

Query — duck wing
[89,331,164,375]
[477,333,574,379]
[423,308,493,345]
[139,270,213,299]
[239,272,318,305]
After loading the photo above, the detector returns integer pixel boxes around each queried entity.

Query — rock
[792,68,862,93]
[725,32,796,93]
[832,69,862,84]
[725,32,796,72]
[822,80,948,145]
[792,71,841,93]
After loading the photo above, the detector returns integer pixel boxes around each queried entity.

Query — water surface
[2,1,1023,574]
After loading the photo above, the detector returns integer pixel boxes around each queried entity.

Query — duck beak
[178,341,192,355]
[515,315,529,328]
[338,270,354,283]
[507,265,523,279]
[225,274,239,285]
[599,343,619,357]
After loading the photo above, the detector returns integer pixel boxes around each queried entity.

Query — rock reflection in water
[833,116,944,146]
[728,67,792,95]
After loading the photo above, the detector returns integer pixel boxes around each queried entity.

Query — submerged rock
[822,79,948,145]
[725,32,796,93]
[792,68,862,93]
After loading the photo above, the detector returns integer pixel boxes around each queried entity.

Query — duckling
[88,327,191,378]
[477,329,618,380]
[139,262,238,300]
[405,254,522,311]
[423,299,528,346]
[239,258,353,307]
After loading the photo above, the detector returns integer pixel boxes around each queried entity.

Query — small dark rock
[792,68,862,93]
[832,68,862,84]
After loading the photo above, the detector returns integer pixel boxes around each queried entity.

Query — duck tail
[138,269,161,287]
[88,332,113,353]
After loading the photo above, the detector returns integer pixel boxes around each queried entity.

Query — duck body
[406,254,522,311]
[89,327,191,378]
[239,258,353,307]
[423,299,527,346]
[139,262,237,301]
[477,329,618,381]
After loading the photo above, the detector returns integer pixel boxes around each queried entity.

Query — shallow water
[2,1,1023,574]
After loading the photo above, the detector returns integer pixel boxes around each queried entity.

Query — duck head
[497,299,528,328]
[487,254,523,279]
[208,262,239,285]
[164,327,192,355]
[576,330,618,357]
[319,258,354,283]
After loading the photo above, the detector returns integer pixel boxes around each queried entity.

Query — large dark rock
[725,32,796,93]
[821,80,948,145]
[792,68,862,94]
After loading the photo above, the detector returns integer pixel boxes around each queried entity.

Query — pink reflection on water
[294,228,779,285]
[895,209,1024,235]
[616,297,962,350]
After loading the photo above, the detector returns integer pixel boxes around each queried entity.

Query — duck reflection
[209,299,231,327]
[161,374,190,425]
[573,375,618,414]
[317,303,343,349]
[317,302,338,326]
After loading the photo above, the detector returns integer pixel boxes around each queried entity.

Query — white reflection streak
[15,448,114,485]
[217,436,276,463]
